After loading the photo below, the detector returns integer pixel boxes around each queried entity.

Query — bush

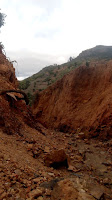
[27,92,33,106]
[0,42,4,52]
[19,80,30,90]
[86,61,90,67]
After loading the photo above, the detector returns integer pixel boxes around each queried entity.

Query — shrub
[86,61,90,67]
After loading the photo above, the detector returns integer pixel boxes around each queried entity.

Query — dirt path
[0,127,112,199]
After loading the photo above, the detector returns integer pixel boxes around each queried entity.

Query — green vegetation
[86,61,90,67]
[19,45,112,97]
[34,82,36,88]
[0,10,6,28]
[19,60,80,94]
[0,10,6,51]
[68,56,74,62]
[27,92,34,106]
[75,45,112,62]
[0,42,4,51]
[19,79,30,90]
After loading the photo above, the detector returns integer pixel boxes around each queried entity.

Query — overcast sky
[1,0,112,79]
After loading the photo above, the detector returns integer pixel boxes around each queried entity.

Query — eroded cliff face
[33,60,112,138]
[0,52,34,134]
[0,52,17,90]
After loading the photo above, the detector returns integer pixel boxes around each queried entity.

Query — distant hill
[19,61,80,98]
[19,45,112,101]
[75,45,112,61]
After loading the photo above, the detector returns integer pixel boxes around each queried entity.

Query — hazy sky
[1,0,112,79]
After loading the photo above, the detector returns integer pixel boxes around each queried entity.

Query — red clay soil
[0,52,35,135]
[33,60,112,139]
[0,52,112,199]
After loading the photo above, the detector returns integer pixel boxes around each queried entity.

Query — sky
[1,0,112,80]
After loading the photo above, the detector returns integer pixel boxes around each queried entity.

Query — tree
[68,56,75,62]
[0,10,6,51]
[0,10,6,28]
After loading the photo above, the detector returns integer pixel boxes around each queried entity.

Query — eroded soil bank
[33,61,112,139]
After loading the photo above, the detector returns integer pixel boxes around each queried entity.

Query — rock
[68,165,78,172]
[51,178,97,200]
[44,146,50,153]
[103,178,110,185]
[89,188,105,199]
[45,188,51,196]
[15,169,21,175]
[27,144,33,150]
[78,131,91,139]
[37,197,43,200]
[28,188,43,199]
[51,179,79,200]
[40,178,64,190]
[22,179,31,187]
[32,150,40,158]
[47,172,55,177]
[0,189,4,195]
[78,132,85,139]
[44,149,69,168]
[32,177,41,183]
[78,191,96,200]
[0,191,7,199]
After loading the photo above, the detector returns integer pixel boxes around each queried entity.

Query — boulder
[44,149,69,168]
[51,179,96,200]
[28,188,43,199]
[51,179,78,200]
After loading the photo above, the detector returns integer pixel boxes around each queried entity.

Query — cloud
[1,0,112,78]
[7,50,71,78]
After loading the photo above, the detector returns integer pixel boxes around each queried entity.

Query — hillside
[19,62,79,95]
[75,45,112,61]
[19,45,112,98]
[0,50,37,135]
[33,60,112,139]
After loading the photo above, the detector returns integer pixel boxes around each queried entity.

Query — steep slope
[33,60,112,139]
[0,51,35,134]
[19,45,112,97]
